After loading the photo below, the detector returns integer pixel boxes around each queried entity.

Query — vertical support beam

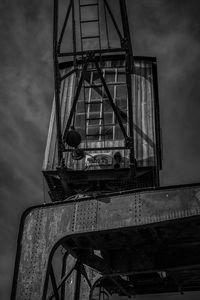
[152,62,161,186]
[74,261,82,300]
[120,0,136,174]
[53,0,63,165]
[72,0,77,68]
[120,0,133,59]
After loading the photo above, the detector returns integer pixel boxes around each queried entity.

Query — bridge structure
[11,1,200,299]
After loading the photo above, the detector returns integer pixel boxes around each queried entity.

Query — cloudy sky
[1,0,200,299]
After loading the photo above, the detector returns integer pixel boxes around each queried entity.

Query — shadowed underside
[11,183,200,299]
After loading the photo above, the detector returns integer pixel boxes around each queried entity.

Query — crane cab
[43,55,162,200]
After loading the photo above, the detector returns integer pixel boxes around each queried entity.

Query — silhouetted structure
[11,1,200,299]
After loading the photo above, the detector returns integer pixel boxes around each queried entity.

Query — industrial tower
[11,1,200,299]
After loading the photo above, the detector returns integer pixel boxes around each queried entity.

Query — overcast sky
[1,0,200,299]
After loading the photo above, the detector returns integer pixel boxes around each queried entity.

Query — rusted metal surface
[11,184,200,299]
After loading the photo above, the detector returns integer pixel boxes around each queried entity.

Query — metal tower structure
[11,1,200,300]
[42,0,162,201]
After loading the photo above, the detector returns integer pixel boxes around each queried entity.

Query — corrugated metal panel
[43,70,75,170]
[133,61,156,167]
[43,58,159,171]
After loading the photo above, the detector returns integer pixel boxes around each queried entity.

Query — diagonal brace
[61,68,78,81]
[58,0,72,52]
[103,0,123,41]
[49,265,60,300]
[47,261,77,300]
[63,57,90,141]
[80,264,92,288]
[110,277,132,298]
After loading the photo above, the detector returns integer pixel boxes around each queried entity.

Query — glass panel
[92,72,101,84]
[104,99,112,112]
[91,88,101,99]
[79,87,89,100]
[115,113,127,125]
[117,71,126,83]
[103,85,114,98]
[88,113,100,125]
[109,85,114,98]
[75,114,85,127]
[104,112,113,125]
[84,71,91,84]
[79,88,84,100]
[116,85,127,98]
[102,126,113,140]
[116,98,127,111]
[76,127,86,140]
[105,71,115,83]
[87,126,100,140]
[77,101,85,113]
[115,125,124,140]
[111,60,125,68]
[89,102,101,112]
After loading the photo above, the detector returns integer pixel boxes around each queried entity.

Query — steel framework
[43,0,162,201]
[53,0,134,164]
[11,1,200,299]
[11,184,200,299]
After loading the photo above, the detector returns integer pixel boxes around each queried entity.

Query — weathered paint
[12,184,200,299]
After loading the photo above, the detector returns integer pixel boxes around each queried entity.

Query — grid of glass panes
[75,67,128,141]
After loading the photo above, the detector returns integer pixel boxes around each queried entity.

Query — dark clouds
[127,0,200,185]
[1,0,200,299]
[0,0,53,298]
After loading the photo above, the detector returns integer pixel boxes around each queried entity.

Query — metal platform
[11,183,200,299]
